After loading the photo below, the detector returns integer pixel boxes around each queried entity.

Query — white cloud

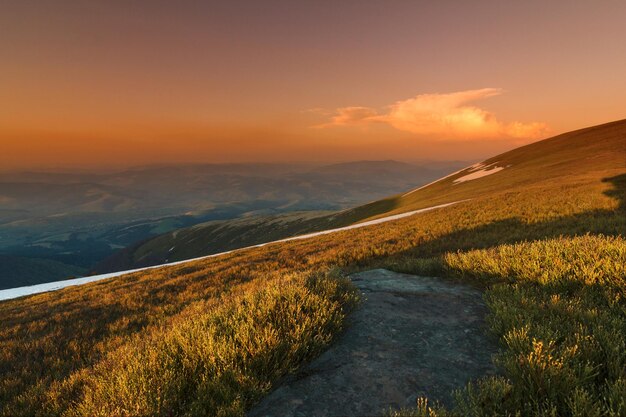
[316,88,550,141]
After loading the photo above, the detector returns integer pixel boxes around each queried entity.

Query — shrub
[70,271,359,417]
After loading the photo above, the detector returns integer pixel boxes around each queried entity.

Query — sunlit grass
[0,120,624,416]
[68,271,358,417]
[388,236,626,417]
[451,236,626,417]
[1,173,623,416]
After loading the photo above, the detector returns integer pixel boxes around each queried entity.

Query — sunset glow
[1,1,625,170]
[317,88,551,140]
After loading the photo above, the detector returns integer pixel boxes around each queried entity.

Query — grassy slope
[333,119,625,223]
[0,120,624,416]
[94,211,335,272]
[96,120,624,273]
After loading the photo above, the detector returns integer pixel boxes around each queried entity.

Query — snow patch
[466,162,488,172]
[402,168,468,197]
[403,161,509,195]
[453,164,505,184]
[0,201,463,301]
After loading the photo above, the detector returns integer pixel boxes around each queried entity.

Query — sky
[1,0,625,170]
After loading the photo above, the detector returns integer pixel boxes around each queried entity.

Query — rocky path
[248,269,499,417]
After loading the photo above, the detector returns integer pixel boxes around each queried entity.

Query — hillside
[94,211,333,272]
[0,255,85,290]
[331,119,626,224]
[98,120,626,274]
[0,120,624,416]
[1,160,464,288]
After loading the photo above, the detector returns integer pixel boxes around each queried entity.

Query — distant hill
[1,160,468,288]
[94,211,333,273]
[0,160,459,221]
[98,120,625,273]
[0,255,85,290]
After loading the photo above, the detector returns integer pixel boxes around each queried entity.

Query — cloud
[301,107,333,115]
[315,88,550,141]
[317,106,380,127]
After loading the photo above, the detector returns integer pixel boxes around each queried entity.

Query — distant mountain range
[0,159,470,289]
[94,120,626,275]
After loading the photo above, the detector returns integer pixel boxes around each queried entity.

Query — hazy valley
[0,160,467,289]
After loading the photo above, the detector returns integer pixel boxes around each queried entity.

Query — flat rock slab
[248,269,498,417]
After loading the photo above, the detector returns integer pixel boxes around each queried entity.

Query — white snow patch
[402,168,468,197]
[402,161,510,196]
[453,164,505,184]
[169,246,175,252]
[0,201,462,302]
[466,163,487,172]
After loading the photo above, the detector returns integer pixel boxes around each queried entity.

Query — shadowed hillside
[0,256,85,290]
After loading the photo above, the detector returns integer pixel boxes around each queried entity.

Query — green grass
[388,236,626,417]
[0,120,624,416]
[68,271,358,417]
[452,236,625,417]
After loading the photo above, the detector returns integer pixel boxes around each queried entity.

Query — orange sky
[1,1,625,170]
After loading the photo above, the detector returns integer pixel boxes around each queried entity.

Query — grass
[99,211,333,272]
[0,120,624,416]
[99,119,626,272]
[453,237,626,417]
[70,271,358,417]
[388,235,626,416]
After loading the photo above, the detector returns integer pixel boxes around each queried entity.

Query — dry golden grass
[0,120,624,416]
[389,235,626,417]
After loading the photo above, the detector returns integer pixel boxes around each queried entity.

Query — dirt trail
[248,269,498,417]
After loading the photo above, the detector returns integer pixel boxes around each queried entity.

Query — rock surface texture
[248,269,499,417]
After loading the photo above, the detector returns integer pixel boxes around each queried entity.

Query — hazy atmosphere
[2,1,625,169]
